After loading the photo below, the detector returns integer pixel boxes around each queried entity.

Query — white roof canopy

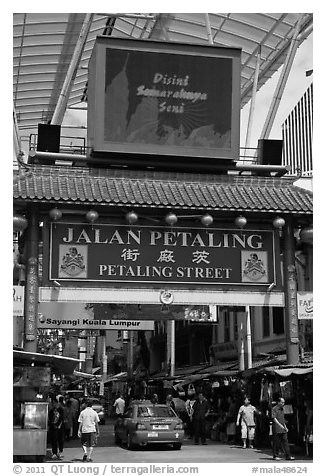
[13,13,312,141]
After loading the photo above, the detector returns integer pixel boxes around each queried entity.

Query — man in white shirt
[113,392,125,417]
[78,400,100,462]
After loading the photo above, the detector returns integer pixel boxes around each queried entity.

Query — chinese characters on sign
[49,223,276,286]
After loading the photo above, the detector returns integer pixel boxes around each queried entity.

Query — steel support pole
[13,107,22,158]
[204,14,214,45]
[23,204,39,352]
[170,320,175,377]
[245,306,253,369]
[127,331,133,379]
[260,15,305,140]
[238,313,245,371]
[283,217,300,365]
[51,13,94,125]
[244,47,261,155]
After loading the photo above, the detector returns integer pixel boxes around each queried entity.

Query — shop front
[13,350,80,461]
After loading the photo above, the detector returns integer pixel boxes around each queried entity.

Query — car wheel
[114,433,121,445]
[173,443,182,450]
[126,432,135,450]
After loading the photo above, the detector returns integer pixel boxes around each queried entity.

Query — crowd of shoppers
[47,393,100,461]
[46,389,304,461]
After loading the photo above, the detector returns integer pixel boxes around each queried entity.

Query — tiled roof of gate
[13,166,313,214]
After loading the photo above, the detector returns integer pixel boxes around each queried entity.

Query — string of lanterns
[42,208,312,242]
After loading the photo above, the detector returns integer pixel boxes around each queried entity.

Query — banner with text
[297,292,313,319]
[48,223,276,287]
[38,314,154,331]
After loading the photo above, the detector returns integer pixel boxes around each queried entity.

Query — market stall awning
[73,370,101,380]
[13,350,80,375]
[264,366,313,377]
[103,371,127,384]
[14,165,313,215]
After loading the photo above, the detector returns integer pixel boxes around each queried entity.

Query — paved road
[48,420,312,464]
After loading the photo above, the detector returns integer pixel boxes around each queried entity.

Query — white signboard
[13,286,24,317]
[297,292,313,320]
[38,315,154,330]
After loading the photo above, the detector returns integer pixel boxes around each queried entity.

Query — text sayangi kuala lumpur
[40,318,144,328]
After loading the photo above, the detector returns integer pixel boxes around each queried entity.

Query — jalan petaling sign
[48,223,277,286]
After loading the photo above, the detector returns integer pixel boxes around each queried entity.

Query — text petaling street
[98,264,232,279]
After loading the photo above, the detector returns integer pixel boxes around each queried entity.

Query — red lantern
[13,214,28,231]
[234,216,247,229]
[165,212,178,226]
[300,226,313,244]
[49,208,62,221]
[126,210,138,224]
[201,213,213,227]
[86,210,99,223]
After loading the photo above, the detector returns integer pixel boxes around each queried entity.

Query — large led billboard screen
[87,37,241,160]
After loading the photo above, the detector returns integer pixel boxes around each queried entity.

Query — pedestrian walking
[78,399,100,462]
[226,395,238,444]
[166,394,176,412]
[48,397,65,460]
[236,396,260,449]
[192,392,210,445]
[69,395,80,438]
[63,399,74,440]
[113,392,125,417]
[185,394,196,439]
[271,397,295,461]
[151,393,159,404]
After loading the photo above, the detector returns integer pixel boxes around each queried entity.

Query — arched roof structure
[13,13,313,143]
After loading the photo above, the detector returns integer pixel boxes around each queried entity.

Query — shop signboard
[37,313,154,331]
[87,37,240,161]
[92,303,216,322]
[13,285,24,316]
[47,222,277,287]
[297,292,313,319]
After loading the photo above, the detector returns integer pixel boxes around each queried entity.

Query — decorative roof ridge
[14,164,300,188]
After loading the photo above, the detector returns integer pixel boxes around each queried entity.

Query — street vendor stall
[13,350,80,461]
[240,362,313,451]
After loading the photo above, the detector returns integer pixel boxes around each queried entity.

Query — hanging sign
[297,292,313,319]
[48,223,277,287]
[38,313,154,330]
[13,286,24,316]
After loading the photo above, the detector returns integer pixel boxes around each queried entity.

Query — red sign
[48,223,277,287]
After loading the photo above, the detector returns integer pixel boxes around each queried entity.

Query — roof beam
[51,14,94,125]
[259,14,306,140]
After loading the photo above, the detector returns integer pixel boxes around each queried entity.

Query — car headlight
[175,423,184,430]
[136,423,147,430]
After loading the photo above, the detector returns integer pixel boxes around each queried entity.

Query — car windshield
[137,406,175,418]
